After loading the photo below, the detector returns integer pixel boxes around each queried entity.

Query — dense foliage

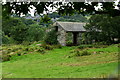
[26,24,45,42]
[39,15,53,27]
[44,29,58,45]
[2,17,46,44]
[2,2,120,17]
[58,13,88,22]
[84,14,120,44]
[2,2,120,45]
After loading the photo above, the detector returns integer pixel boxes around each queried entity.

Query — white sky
[2,0,120,17]
[28,0,119,17]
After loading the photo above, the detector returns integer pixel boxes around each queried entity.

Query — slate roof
[54,22,86,32]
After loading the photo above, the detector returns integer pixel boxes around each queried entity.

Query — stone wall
[56,25,83,46]
[57,26,66,46]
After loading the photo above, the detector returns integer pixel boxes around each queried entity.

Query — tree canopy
[84,14,120,44]
[2,1,120,17]
[2,1,120,44]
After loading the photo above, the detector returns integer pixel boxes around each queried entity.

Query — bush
[93,42,108,45]
[44,29,58,45]
[52,44,62,49]
[2,34,16,44]
[2,44,47,62]
[77,45,94,49]
[24,46,46,54]
[36,47,45,54]
[22,41,32,45]
[24,47,29,51]
[2,50,11,62]
[68,50,91,58]
[26,24,45,42]
[80,50,91,56]
[41,43,62,50]
[41,44,53,50]
[2,55,11,62]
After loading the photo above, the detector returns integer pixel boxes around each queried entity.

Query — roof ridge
[54,21,86,32]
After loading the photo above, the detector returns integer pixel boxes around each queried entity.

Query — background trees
[84,14,120,44]
[2,1,120,44]
[26,24,45,42]
[58,13,88,22]
[39,15,53,27]
[44,29,58,45]
[2,17,46,44]
[2,17,28,43]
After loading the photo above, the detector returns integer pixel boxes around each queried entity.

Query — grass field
[2,43,119,78]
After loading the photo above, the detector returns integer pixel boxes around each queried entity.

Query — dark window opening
[55,26,58,31]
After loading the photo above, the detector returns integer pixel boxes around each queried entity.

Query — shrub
[2,55,11,62]
[17,52,21,56]
[23,46,46,54]
[80,50,91,56]
[2,50,11,62]
[22,41,32,45]
[77,45,94,49]
[43,45,53,50]
[52,44,62,49]
[24,47,29,51]
[26,24,45,42]
[70,49,80,53]
[2,34,16,44]
[68,50,91,58]
[66,41,73,45]
[23,51,28,55]
[44,29,58,45]
[37,47,45,54]
[11,48,19,52]
[77,46,84,49]
[7,48,13,53]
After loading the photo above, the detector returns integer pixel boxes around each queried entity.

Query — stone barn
[53,22,86,46]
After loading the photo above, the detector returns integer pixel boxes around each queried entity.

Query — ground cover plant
[1,42,62,62]
[2,43,119,78]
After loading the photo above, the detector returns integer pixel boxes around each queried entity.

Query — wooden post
[73,32,78,45]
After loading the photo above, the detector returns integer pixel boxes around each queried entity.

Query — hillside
[2,44,119,78]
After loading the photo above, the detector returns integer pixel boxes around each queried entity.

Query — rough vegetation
[2,43,119,78]
[1,42,62,62]
[44,29,58,45]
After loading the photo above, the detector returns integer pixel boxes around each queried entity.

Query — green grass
[2,44,119,78]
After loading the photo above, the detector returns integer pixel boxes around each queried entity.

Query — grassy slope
[2,44,119,78]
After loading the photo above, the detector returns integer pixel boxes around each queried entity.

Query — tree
[39,15,53,27]
[44,29,58,45]
[20,18,36,25]
[58,13,88,22]
[2,2,120,18]
[2,17,28,43]
[84,14,120,44]
[2,16,47,44]
[26,24,45,42]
